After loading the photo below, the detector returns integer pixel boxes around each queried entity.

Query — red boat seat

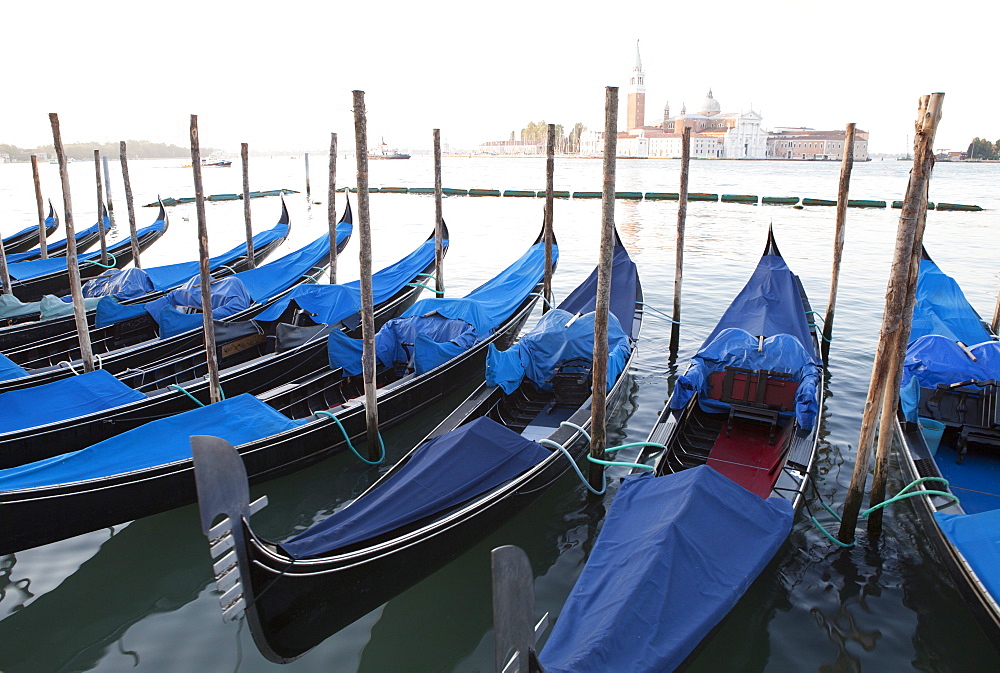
[707,367,799,445]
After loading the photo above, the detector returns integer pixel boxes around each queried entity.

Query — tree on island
[518,121,586,153]
[966,137,999,160]
[0,140,213,162]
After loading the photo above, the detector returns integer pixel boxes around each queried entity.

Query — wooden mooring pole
[588,86,618,492]
[433,129,445,297]
[50,113,96,373]
[304,152,311,201]
[119,142,141,268]
[822,123,856,364]
[353,90,381,462]
[669,126,691,357]
[93,150,109,266]
[189,115,223,405]
[31,155,48,259]
[328,132,338,284]
[0,224,10,295]
[241,143,255,269]
[543,123,555,312]
[102,155,117,236]
[838,94,944,543]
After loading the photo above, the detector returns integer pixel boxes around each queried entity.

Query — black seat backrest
[550,357,593,407]
[920,380,1000,429]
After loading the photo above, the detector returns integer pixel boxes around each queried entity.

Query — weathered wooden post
[433,128,445,297]
[328,132,338,283]
[93,150,109,266]
[543,123,555,312]
[102,155,117,235]
[822,123,856,364]
[588,86,618,492]
[190,114,223,405]
[31,155,48,258]
[838,94,944,542]
[119,141,141,268]
[353,90,381,461]
[304,152,311,201]
[50,113,96,372]
[241,143,255,268]
[669,126,691,357]
[0,226,10,294]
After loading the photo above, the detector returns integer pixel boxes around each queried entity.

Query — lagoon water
[0,155,998,672]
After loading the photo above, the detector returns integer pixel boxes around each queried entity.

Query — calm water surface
[0,156,998,672]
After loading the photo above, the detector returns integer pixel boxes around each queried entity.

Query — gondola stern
[278,196,290,226]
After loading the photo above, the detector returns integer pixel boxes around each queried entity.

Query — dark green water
[0,157,998,672]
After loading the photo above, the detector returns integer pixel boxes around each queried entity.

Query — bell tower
[626,40,645,131]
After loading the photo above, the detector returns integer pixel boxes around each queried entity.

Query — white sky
[5,0,997,155]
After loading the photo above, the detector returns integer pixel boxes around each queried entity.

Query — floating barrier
[468,189,501,197]
[847,200,887,208]
[615,192,643,200]
[503,190,536,198]
[145,189,298,207]
[645,192,679,200]
[408,187,435,194]
[936,202,983,211]
[688,193,719,202]
[762,196,799,205]
[536,190,570,198]
[721,194,758,204]
[379,186,408,194]
[573,191,602,199]
[802,197,837,207]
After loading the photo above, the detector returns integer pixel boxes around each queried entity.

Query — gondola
[0,224,544,555]
[0,200,291,340]
[516,228,823,673]
[1,204,59,255]
[0,201,352,394]
[7,204,170,302]
[3,202,103,264]
[0,222,445,468]
[189,232,641,662]
[893,249,1000,649]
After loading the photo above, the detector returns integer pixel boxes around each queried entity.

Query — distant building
[477,140,543,156]
[767,128,869,161]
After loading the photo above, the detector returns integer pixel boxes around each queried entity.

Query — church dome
[699,89,721,116]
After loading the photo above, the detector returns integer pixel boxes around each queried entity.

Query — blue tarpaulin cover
[539,465,793,673]
[328,241,556,375]
[253,235,443,324]
[2,222,41,244]
[143,276,254,337]
[900,337,1000,422]
[0,369,146,435]
[558,243,638,330]
[281,417,551,558]
[910,259,992,345]
[486,309,630,394]
[6,217,164,281]
[0,353,28,382]
[935,509,1000,606]
[5,221,99,263]
[143,219,290,291]
[81,268,155,299]
[669,328,821,430]
[0,394,304,492]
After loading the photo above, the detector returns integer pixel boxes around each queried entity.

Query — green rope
[314,410,385,465]
[639,302,681,325]
[416,273,437,280]
[81,251,118,269]
[406,282,445,295]
[811,516,854,547]
[170,384,205,407]
[586,455,655,471]
[539,438,606,495]
[862,490,959,517]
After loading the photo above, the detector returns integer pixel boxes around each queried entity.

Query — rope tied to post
[314,410,385,465]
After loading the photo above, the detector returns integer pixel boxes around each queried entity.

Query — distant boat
[368,138,410,160]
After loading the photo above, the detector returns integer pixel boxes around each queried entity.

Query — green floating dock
[469,189,501,197]
[206,193,240,202]
[762,196,799,205]
[937,202,983,211]
[380,186,408,194]
[645,192,679,200]
[443,188,468,196]
[503,190,536,198]
[721,194,758,204]
[573,191,602,199]
[802,198,837,207]
[615,191,643,200]
[847,199,887,208]
[891,200,937,209]
[408,187,435,194]
[536,190,571,198]
[688,193,719,202]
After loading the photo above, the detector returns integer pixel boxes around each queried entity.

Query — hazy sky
[6,0,996,154]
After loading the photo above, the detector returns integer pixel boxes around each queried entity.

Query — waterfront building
[767,128,870,161]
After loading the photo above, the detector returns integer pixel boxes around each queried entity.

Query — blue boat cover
[0,353,28,382]
[669,328,821,430]
[486,308,630,394]
[142,219,290,291]
[900,336,1000,422]
[558,243,638,333]
[281,417,551,558]
[5,221,100,263]
[328,241,555,375]
[0,369,146,435]
[82,267,155,299]
[539,465,793,673]
[6,217,164,281]
[253,235,443,324]
[0,394,304,492]
[910,259,992,345]
[2,222,39,243]
[699,254,814,351]
[143,276,254,338]
[935,509,1000,607]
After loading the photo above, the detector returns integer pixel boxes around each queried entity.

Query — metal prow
[763,224,782,257]
[492,545,549,673]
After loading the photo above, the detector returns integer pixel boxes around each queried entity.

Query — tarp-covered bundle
[253,235,443,325]
[910,258,992,345]
[0,369,146,435]
[0,294,101,321]
[539,465,793,673]
[328,240,556,376]
[486,309,630,394]
[281,417,551,558]
[935,509,1000,606]
[0,394,305,492]
[143,276,254,338]
[81,267,154,300]
[0,353,28,382]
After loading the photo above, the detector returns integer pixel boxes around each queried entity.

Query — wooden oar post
[119,141,142,268]
[102,155,117,236]
[669,126,691,357]
[241,143,255,269]
[353,90,381,462]
[822,123,856,364]
[588,86,618,492]
[93,150,108,266]
[433,129,445,297]
[543,123,555,313]
[31,155,48,258]
[189,115,223,405]
[838,93,944,543]
[50,113,96,373]
[328,132,338,283]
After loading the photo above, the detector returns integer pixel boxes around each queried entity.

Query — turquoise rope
[862,490,959,517]
[406,282,444,295]
[416,273,437,280]
[314,410,385,465]
[639,302,680,325]
[81,251,118,269]
[586,455,655,471]
[811,516,854,548]
[170,384,205,407]
[539,438,606,495]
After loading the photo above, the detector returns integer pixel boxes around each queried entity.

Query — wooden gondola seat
[548,357,593,408]
[707,367,797,444]
[921,380,1000,461]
